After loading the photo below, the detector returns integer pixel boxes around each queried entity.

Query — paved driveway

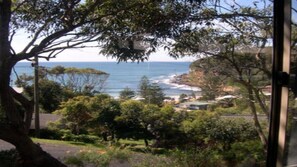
[0,140,80,160]
[0,140,130,167]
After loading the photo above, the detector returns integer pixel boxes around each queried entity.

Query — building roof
[30,113,61,129]
[180,101,213,106]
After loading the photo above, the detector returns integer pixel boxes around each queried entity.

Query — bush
[64,156,84,167]
[34,128,101,144]
[72,135,100,144]
[170,148,223,167]
[223,140,266,166]
[64,148,130,167]
[215,106,242,115]
[59,131,100,144]
[39,128,63,140]
[0,149,18,167]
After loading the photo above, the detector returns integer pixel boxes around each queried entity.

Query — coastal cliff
[172,59,204,88]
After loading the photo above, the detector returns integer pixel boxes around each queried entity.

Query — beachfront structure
[179,101,213,110]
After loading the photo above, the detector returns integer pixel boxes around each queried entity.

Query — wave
[152,74,201,92]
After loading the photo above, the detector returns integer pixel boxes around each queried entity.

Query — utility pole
[33,54,40,138]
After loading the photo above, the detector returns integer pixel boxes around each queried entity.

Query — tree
[37,79,66,113]
[54,96,92,135]
[0,0,205,165]
[148,104,185,147]
[46,66,109,94]
[119,87,136,101]
[89,94,121,141]
[138,76,150,99]
[139,104,161,146]
[179,93,188,102]
[115,100,151,141]
[168,0,273,148]
[138,76,165,106]
[180,111,263,166]
[188,61,227,100]
[16,72,76,113]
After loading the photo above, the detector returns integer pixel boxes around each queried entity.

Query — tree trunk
[252,87,269,118]
[247,86,268,148]
[0,64,66,166]
[144,138,149,147]
[0,124,67,167]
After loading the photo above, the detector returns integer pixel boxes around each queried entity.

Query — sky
[40,47,196,62]
[11,0,286,63]
[11,31,195,62]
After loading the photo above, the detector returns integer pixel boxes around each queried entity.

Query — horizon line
[20,60,194,63]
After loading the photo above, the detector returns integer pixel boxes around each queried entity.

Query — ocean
[12,62,201,98]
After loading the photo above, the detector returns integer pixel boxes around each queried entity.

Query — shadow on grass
[69,141,87,146]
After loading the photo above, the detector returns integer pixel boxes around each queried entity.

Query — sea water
[12,61,201,98]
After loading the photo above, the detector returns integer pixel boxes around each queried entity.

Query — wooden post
[34,55,40,138]
[267,0,291,166]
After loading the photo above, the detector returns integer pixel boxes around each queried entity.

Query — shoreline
[170,73,201,88]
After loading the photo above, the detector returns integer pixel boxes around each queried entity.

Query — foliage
[65,134,101,144]
[178,93,188,103]
[119,87,136,101]
[88,94,121,140]
[51,92,265,166]
[38,80,66,113]
[171,148,222,167]
[37,128,63,140]
[0,0,207,165]
[16,66,108,113]
[130,153,177,167]
[180,110,219,144]
[37,136,265,167]
[98,0,206,61]
[54,96,92,134]
[0,149,18,167]
[168,0,273,147]
[170,141,265,167]
[37,127,102,144]
[53,94,121,140]
[214,106,243,115]
[64,148,130,167]
[180,111,259,150]
[138,76,165,106]
[16,76,70,113]
[115,100,151,141]
[149,105,186,148]
[115,101,186,147]
[64,156,84,167]
[46,66,109,94]
[223,140,266,166]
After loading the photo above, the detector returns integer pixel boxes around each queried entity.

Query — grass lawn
[30,138,178,167]
[32,137,106,148]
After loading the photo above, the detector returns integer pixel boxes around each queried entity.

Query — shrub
[170,148,223,167]
[64,156,84,167]
[64,148,130,167]
[223,140,266,166]
[0,149,18,167]
[39,128,63,140]
[215,106,241,115]
[72,135,100,144]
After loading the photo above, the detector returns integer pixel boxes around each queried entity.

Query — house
[30,113,61,129]
[179,101,213,110]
